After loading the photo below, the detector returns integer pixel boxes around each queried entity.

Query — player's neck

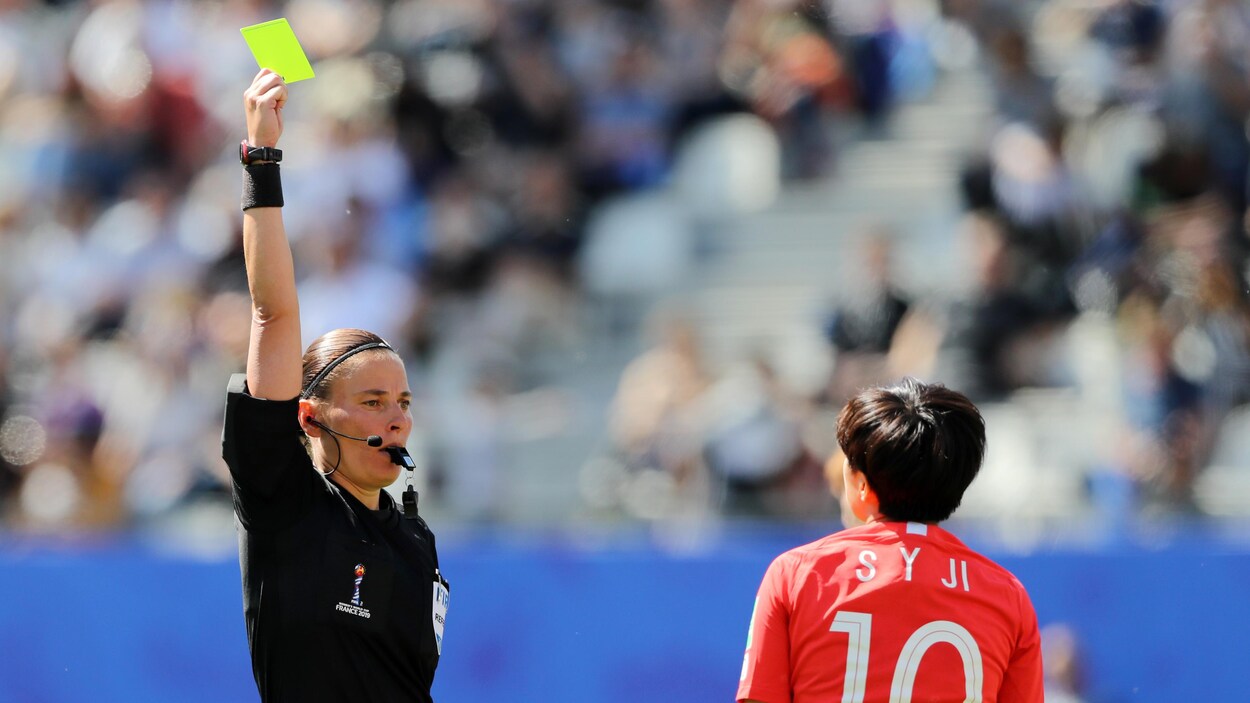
[863,515,939,526]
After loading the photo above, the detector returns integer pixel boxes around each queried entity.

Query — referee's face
[323,352,414,489]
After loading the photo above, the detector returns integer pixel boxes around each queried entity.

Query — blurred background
[1,0,1249,700]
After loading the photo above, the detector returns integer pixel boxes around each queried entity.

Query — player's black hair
[836,377,986,523]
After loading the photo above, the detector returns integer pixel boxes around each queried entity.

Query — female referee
[221,69,449,702]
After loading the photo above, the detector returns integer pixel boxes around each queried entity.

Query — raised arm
[242,69,303,401]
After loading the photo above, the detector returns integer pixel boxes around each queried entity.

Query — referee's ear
[298,398,323,438]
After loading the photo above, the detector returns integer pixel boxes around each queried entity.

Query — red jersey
[737,522,1043,703]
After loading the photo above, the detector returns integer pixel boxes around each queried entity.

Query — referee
[222,69,448,702]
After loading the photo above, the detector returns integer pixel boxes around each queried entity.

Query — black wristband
[241,162,284,211]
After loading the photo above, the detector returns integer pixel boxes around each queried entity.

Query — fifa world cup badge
[352,564,366,606]
[335,563,372,619]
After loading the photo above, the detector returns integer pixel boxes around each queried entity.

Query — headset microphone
[308,418,419,517]
[308,419,383,447]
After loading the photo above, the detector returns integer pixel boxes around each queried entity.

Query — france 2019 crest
[352,564,366,606]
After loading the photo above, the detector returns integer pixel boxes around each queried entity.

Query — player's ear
[850,466,877,506]
[842,462,877,524]
[846,463,868,496]
[823,449,845,498]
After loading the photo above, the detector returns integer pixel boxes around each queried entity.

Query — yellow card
[240,18,315,83]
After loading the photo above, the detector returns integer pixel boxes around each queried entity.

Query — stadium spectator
[822,226,910,404]
[608,310,713,515]
[889,212,1054,401]
[721,0,848,178]
[702,350,810,517]
[1041,622,1088,703]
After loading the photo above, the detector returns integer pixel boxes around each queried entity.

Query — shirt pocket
[319,536,395,634]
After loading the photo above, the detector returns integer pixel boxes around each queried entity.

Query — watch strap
[240,140,283,164]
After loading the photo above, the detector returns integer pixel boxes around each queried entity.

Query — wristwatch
[239,140,283,165]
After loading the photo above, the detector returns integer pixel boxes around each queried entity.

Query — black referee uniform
[222,374,448,702]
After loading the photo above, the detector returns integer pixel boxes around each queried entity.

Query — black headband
[300,341,393,399]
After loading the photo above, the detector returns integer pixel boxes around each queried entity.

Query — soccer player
[737,378,1043,702]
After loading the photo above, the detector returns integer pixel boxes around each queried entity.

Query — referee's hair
[301,328,394,401]
[836,378,986,523]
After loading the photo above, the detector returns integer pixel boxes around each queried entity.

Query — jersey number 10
[829,611,984,703]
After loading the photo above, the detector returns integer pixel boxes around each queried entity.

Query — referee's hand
[245,68,287,149]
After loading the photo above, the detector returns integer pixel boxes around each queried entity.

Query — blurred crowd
[0,0,903,530]
[905,0,1250,516]
[3,0,1250,532]
[597,0,1250,523]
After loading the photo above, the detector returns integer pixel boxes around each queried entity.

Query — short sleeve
[221,373,314,529]
[997,579,1045,702]
[736,552,795,703]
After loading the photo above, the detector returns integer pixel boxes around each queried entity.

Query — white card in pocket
[432,577,449,655]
